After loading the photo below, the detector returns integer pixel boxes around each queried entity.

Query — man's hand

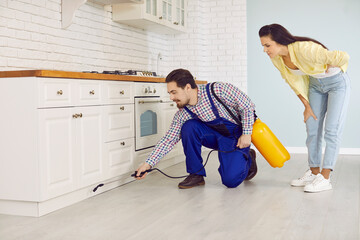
[135,162,152,180]
[237,134,251,149]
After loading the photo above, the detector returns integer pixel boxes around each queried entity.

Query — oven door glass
[135,97,162,151]
[140,110,157,137]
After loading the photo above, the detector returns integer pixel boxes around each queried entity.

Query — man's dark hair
[165,69,197,89]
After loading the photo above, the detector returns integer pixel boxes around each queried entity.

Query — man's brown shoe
[178,174,205,189]
[245,149,257,181]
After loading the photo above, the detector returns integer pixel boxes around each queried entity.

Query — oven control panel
[135,82,162,97]
[142,85,157,94]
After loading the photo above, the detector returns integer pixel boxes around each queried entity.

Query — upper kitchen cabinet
[61,0,144,29]
[112,0,187,34]
[91,0,144,4]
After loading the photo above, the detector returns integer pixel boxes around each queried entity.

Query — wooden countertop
[0,70,207,84]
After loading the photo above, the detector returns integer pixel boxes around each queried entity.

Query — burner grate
[83,70,157,77]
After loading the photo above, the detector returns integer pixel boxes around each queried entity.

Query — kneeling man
[135,69,257,189]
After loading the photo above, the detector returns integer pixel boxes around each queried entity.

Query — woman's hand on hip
[326,64,336,73]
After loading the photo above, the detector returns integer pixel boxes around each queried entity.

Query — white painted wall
[247,0,360,150]
[0,0,247,90]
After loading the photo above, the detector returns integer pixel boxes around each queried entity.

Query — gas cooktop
[83,70,157,77]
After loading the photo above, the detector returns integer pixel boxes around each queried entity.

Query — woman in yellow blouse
[259,24,350,193]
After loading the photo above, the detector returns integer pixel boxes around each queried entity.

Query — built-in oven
[134,82,163,151]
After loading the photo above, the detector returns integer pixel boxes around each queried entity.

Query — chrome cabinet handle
[72,114,78,118]
[173,22,179,25]
[119,90,125,95]
[57,90,63,95]
[170,103,174,107]
[120,106,125,110]
[159,16,163,19]
[78,113,82,118]
[138,100,163,104]
[120,142,125,146]
[89,90,95,95]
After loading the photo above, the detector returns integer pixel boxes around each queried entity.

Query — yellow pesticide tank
[251,118,290,168]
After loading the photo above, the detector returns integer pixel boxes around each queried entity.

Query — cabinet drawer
[103,81,134,104]
[104,138,134,178]
[76,80,102,106]
[103,104,134,142]
[38,79,73,108]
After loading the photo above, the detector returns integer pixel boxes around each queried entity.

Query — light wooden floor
[0,152,359,240]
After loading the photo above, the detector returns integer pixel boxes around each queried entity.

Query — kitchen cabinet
[76,107,104,188]
[103,103,134,178]
[38,108,77,200]
[102,81,134,104]
[161,0,186,30]
[61,0,144,29]
[112,0,187,34]
[0,70,193,217]
[38,106,103,200]
[0,77,135,216]
[160,101,183,160]
[104,138,134,178]
[103,104,134,143]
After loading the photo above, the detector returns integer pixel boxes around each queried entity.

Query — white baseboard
[285,147,360,155]
[285,147,307,154]
[0,175,135,217]
[0,154,186,217]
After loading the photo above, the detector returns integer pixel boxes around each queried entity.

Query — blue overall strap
[205,83,221,118]
[183,106,198,119]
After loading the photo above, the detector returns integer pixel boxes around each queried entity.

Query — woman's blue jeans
[306,72,351,170]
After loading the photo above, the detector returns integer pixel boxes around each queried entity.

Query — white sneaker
[304,174,332,193]
[290,170,316,187]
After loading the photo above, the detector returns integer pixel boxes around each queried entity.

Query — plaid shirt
[146,82,256,167]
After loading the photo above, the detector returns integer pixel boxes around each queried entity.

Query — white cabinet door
[173,0,186,28]
[160,0,173,24]
[160,101,182,159]
[103,104,134,143]
[144,0,159,22]
[39,106,105,199]
[161,101,177,135]
[159,0,186,31]
[76,106,104,188]
[104,138,134,179]
[38,108,77,200]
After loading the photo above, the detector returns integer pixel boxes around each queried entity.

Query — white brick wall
[0,0,247,90]
[171,0,247,91]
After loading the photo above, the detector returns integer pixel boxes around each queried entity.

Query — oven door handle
[137,100,163,104]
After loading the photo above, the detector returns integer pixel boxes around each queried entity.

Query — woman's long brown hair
[259,24,327,49]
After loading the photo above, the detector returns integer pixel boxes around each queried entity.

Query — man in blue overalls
[136,69,257,189]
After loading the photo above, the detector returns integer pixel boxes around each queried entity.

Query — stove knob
[143,87,148,94]
[153,88,157,93]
